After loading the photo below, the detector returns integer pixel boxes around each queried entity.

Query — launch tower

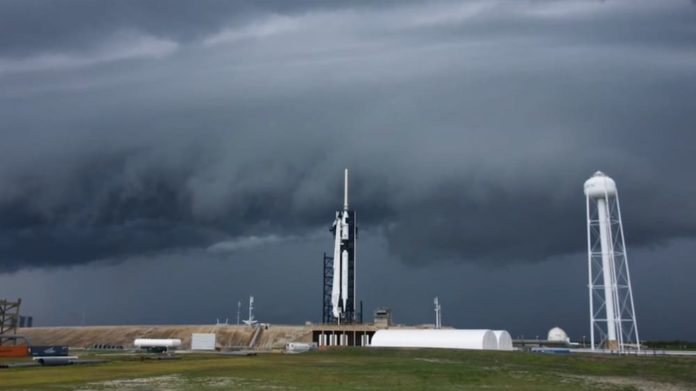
[322,169,357,324]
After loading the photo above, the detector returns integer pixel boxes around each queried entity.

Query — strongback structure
[322,252,334,324]
[584,171,640,352]
[323,169,357,324]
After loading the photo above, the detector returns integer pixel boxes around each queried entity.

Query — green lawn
[1,348,695,390]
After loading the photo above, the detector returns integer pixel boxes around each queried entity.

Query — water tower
[584,171,640,352]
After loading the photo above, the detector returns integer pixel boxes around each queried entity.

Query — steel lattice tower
[584,171,640,352]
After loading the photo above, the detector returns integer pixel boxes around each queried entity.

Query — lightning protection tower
[584,171,640,352]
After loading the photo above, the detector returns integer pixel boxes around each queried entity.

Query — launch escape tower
[322,170,357,324]
[584,171,640,352]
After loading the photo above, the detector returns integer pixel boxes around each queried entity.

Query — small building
[373,307,392,328]
[19,316,33,328]
[191,333,216,351]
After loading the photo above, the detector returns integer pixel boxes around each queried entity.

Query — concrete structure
[312,324,376,347]
[493,330,513,351]
[191,333,216,350]
[584,171,640,352]
[373,308,392,328]
[371,329,499,351]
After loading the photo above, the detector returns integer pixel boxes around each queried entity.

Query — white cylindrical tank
[133,338,182,348]
[371,329,497,350]
[493,330,513,351]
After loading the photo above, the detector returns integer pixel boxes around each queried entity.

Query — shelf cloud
[1,0,696,272]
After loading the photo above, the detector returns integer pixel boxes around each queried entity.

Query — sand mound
[18,324,310,350]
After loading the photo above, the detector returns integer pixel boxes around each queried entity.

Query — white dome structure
[547,327,569,343]
[493,330,513,351]
[371,329,498,351]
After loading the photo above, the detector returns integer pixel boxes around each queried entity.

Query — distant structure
[134,338,181,353]
[547,327,570,344]
[373,307,392,328]
[237,301,242,325]
[19,316,33,328]
[584,171,640,352]
[323,169,358,324]
[191,333,216,351]
[0,299,21,344]
[434,297,442,329]
[243,296,257,326]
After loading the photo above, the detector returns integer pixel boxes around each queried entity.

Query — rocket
[330,169,356,322]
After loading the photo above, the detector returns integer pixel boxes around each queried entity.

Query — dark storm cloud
[0,0,408,57]
[1,0,696,272]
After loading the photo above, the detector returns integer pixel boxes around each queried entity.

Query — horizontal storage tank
[493,330,513,351]
[371,329,498,350]
[133,338,182,348]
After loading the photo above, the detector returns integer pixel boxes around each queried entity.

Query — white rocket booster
[331,212,342,318]
[341,248,348,311]
[331,169,350,319]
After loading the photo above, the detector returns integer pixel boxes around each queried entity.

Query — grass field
[1,348,695,390]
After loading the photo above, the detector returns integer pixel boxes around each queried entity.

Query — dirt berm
[18,324,311,350]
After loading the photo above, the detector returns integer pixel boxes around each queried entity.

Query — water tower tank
[583,171,617,198]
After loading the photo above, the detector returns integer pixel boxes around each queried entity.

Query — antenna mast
[434,297,442,329]
[343,169,349,211]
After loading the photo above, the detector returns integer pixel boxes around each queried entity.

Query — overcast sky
[1,0,695,341]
